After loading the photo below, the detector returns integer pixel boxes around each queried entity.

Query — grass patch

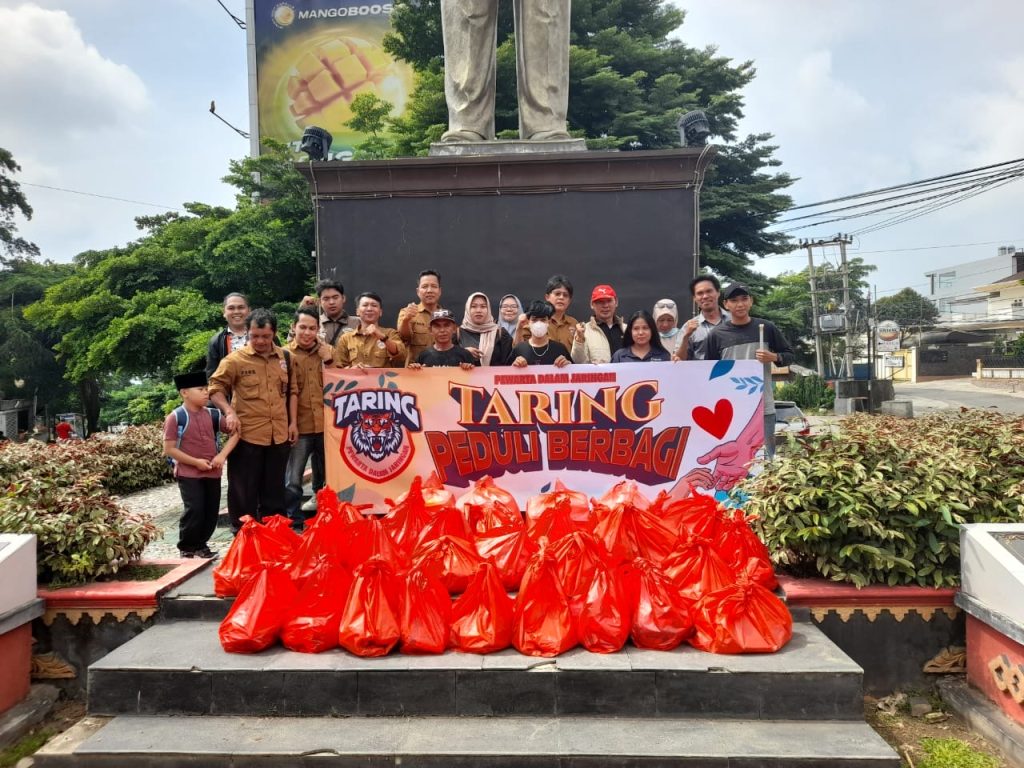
[0,729,53,768]
[98,563,173,582]
[918,738,1000,768]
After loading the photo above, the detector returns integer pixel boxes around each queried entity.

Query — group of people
[163,271,793,559]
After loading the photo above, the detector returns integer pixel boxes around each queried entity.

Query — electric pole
[803,241,826,378]
[837,234,854,379]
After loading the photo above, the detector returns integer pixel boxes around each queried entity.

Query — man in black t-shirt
[411,310,476,369]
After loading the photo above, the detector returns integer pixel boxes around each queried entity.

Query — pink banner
[324,361,765,506]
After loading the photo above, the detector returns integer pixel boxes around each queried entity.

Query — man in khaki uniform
[210,308,298,533]
[337,292,406,368]
[284,307,334,531]
[397,269,442,365]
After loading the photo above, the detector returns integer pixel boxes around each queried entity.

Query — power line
[20,183,181,211]
[215,0,246,28]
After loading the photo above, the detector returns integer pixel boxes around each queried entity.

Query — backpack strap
[283,349,293,426]
[206,406,222,452]
[173,405,189,450]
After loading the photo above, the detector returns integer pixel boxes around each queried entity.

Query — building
[971,249,1024,330]
[925,247,1016,323]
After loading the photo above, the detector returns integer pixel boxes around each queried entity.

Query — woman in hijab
[497,294,523,339]
[460,292,514,366]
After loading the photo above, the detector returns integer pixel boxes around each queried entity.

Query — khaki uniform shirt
[287,340,325,435]
[336,326,406,368]
[521,314,578,352]
[397,304,437,365]
[319,312,358,347]
[209,344,296,446]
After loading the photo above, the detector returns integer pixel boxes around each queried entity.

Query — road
[893,378,1024,415]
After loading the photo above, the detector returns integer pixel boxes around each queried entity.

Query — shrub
[918,738,998,768]
[735,410,1024,587]
[775,374,835,411]
[0,467,157,586]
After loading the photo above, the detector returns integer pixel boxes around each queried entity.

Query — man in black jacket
[205,293,250,379]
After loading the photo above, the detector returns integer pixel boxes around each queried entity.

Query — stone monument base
[428,138,588,157]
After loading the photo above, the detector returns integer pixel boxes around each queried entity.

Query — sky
[1,0,1023,302]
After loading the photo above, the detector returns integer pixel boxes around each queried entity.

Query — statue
[440,0,571,143]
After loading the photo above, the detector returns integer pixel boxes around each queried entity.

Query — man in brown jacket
[284,307,335,531]
[397,269,442,365]
[210,308,298,534]
[337,292,406,368]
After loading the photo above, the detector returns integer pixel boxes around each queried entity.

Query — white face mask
[660,327,679,338]
[529,320,549,338]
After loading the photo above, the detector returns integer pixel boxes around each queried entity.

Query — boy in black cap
[162,371,240,558]
[705,283,795,459]
[409,310,477,369]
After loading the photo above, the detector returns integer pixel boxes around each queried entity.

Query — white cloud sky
[1,0,1022,302]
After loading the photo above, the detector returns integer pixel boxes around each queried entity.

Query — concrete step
[159,561,231,621]
[87,621,863,720]
[34,714,900,767]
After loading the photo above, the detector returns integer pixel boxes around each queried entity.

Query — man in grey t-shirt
[678,274,730,360]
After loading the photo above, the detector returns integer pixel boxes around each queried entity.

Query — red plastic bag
[213,516,297,597]
[280,557,352,653]
[525,480,593,542]
[450,563,514,653]
[651,491,722,541]
[577,563,631,653]
[550,531,609,616]
[346,516,408,572]
[715,510,777,590]
[219,565,299,653]
[456,475,523,534]
[661,532,736,601]
[513,547,577,656]
[474,525,538,591]
[262,514,301,545]
[400,568,452,654]
[337,557,403,657]
[382,476,434,557]
[627,558,694,651]
[389,472,456,512]
[592,481,677,565]
[287,506,356,588]
[412,534,485,594]
[690,576,793,654]
[416,504,473,546]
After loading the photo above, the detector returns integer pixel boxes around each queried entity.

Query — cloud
[0,3,147,147]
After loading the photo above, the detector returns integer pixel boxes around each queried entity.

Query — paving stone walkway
[118,480,233,559]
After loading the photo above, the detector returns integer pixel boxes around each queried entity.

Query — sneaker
[301,498,318,513]
[194,546,218,559]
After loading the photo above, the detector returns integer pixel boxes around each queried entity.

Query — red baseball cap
[591,284,616,302]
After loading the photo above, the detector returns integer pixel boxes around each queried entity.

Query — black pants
[177,477,222,552]
[226,439,291,532]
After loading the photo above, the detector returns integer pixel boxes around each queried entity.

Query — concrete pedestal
[0,535,43,715]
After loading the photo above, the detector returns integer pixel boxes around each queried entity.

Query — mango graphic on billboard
[252,1,414,159]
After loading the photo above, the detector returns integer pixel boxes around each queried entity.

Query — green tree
[383,1,793,278]
[874,287,940,344]
[0,147,39,258]
[347,93,396,160]
[25,143,314,432]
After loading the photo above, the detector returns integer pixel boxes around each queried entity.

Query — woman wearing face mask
[611,310,671,363]
[460,292,514,366]
[652,298,683,357]
[511,300,571,368]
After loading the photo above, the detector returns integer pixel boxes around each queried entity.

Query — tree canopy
[0,147,39,259]
[874,287,940,343]
[382,0,793,280]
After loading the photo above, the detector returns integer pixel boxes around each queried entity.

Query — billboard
[323,360,767,507]
[247,0,415,160]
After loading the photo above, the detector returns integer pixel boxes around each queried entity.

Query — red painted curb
[778,575,958,607]
[38,559,211,611]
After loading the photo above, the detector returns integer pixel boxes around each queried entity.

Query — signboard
[324,360,766,506]
[876,320,900,352]
[247,0,415,159]
[883,356,904,369]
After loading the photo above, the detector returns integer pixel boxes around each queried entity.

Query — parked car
[774,400,810,446]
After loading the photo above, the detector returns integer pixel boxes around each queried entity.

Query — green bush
[775,374,835,411]
[0,463,157,586]
[918,738,998,768]
[735,410,1024,587]
[0,428,167,584]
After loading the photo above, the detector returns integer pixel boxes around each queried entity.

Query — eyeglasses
[654,302,675,309]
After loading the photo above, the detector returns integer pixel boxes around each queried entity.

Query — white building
[972,249,1024,330]
[925,247,1016,322]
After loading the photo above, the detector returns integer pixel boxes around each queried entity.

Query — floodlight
[300,126,333,161]
[677,110,711,147]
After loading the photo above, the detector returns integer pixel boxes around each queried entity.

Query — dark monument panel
[316,187,695,317]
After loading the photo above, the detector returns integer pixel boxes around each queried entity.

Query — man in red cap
[571,284,626,364]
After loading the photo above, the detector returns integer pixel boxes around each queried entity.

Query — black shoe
[194,546,217,559]
[178,549,197,559]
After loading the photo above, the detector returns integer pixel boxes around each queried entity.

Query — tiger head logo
[350,410,403,461]
[332,387,422,481]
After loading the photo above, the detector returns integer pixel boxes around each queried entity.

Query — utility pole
[802,241,826,377]
[837,233,854,379]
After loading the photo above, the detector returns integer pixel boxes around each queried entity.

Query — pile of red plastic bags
[214,474,792,657]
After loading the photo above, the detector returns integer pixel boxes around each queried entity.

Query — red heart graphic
[692,399,734,439]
